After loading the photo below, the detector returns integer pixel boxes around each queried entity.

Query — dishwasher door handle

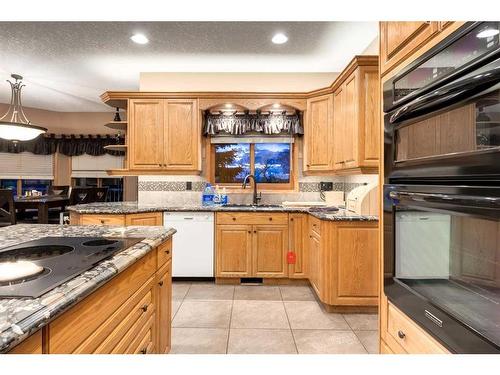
[183,217,194,220]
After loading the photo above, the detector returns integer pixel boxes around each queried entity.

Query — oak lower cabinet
[288,213,308,279]
[47,240,172,354]
[8,330,43,354]
[215,213,289,279]
[216,224,253,277]
[332,56,379,174]
[70,212,163,226]
[379,295,449,354]
[128,98,200,172]
[308,218,378,310]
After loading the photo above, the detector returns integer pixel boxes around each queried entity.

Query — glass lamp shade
[0,122,47,141]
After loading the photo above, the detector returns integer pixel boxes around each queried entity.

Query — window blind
[0,152,54,179]
[71,154,124,178]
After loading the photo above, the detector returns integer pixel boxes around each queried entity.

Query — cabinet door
[304,94,334,171]
[343,73,359,169]
[333,85,345,170]
[332,224,378,306]
[164,99,200,171]
[309,233,322,299]
[380,21,439,76]
[125,212,163,226]
[156,260,172,354]
[253,224,289,278]
[128,99,165,170]
[216,225,252,277]
[289,214,308,278]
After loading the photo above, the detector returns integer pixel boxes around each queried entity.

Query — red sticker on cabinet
[287,251,296,264]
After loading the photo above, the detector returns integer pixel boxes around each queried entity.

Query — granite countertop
[0,224,176,353]
[67,202,378,221]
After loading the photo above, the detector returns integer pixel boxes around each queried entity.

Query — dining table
[14,195,70,224]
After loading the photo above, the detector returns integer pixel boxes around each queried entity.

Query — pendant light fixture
[0,74,47,142]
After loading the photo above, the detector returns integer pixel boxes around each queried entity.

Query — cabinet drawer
[157,238,172,268]
[309,216,321,236]
[80,214,125,226]
[123,313,156,354]
[80,277,155,354]
[387,303,447,354]
[217,212,288,225]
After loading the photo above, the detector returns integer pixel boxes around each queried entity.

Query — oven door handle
[389,191,500,207]
[389,63,500,124]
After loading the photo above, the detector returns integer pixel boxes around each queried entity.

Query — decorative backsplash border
[139,180,367,193]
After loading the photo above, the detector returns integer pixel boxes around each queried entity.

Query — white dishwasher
[163,212,214,277]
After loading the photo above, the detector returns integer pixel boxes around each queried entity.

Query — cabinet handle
[158,280,164,286]
[165,249,170,254]
[100,220,105,224]
[232,217,236,221]
[397,330,406,339]
[306,164,310,167]
[290,218,294,222]
[269,217,272,221]
[158,163,162,167]
[248,231,251,234]
[141,304,148,312]
[140,348,147,354]
[254,230,257,233]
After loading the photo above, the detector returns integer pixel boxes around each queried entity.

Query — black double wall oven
[383,21,500,353]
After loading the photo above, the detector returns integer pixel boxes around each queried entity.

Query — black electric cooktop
[0,236,144,298]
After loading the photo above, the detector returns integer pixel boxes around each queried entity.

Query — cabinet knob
[141,304,148,312]
[165,249,170,254]
[232,217,236,221]
[248,231,251,234]
[269,217,272,221]
[140,348,147,354]
[290,218,294,221]
[158,280,164,286]
[254,230,257,233]
[397,330,406,339]
[100,220,105,224]
[158,163,162,167]
[306,164,310,167]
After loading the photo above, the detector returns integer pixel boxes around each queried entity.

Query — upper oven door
[385,56,500,182]
[383,184,500,353]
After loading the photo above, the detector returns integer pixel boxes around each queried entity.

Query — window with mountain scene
[212,142,293,189]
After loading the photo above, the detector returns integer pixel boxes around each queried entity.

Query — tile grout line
[225,286,236,354]
[171,282,192,323]
[279,287,299,355]
[342,315,369,354]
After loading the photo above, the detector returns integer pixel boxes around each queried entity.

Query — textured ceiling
[0,22,377,112]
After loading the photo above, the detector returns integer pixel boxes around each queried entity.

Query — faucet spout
[242,174,262,205]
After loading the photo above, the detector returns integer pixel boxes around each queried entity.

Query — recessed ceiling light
[476,28,499,38]
[131,33,149,44]
[272,33,288,44]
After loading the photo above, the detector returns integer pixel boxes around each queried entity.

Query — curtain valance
[0,134,125,156]
[203,110,303,136]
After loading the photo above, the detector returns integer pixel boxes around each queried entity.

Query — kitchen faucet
[242,174,262,205]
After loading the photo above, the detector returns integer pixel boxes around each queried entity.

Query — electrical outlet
[186,181,192,191]
[320,182,333,191]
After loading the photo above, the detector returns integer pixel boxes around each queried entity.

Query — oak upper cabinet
[332,56,379,174]
[252,224,289,278]
[129,99,164,170]
[128,98,200,172]
[164,99,200,171]
[304,94,334,172]
[288,213,308,279]
[380,22,440,76]
[216,224,253,277]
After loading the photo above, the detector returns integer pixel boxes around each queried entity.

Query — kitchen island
[0,224,176,354]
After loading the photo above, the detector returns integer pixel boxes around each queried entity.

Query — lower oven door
[384,184,500,353]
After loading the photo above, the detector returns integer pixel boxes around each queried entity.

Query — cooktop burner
[0,236,144,298]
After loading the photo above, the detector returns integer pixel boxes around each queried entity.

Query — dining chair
[69,187,93,205]
[0,189,16,227]
[49,185,70,197]
[91,187,109,203]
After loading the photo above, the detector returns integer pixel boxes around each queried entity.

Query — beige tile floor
[170,282,379,354]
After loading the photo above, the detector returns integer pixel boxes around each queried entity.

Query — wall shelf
[103,144,127,152]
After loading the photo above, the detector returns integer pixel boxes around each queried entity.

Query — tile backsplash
[137,174,378,205]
